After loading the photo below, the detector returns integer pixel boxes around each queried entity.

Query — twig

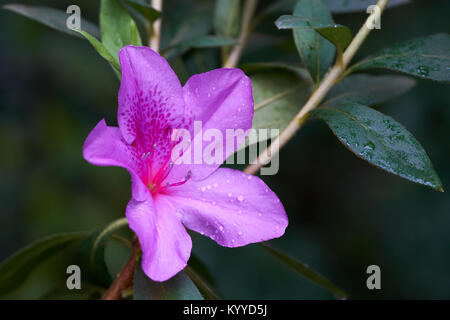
[223,0,258,68]
[244,0,390,175]
[150,0,163,51]
[101,238,140,300]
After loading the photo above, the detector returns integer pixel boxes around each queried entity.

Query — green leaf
[80,218,129,286]
[75,30,121,73]
[275,15,351,59]
[244,69,312,149]
[162,36,236,61]
[39,282,103,300]
[0,232,87,296]
[349,33,450,83]
[186,35,236,48]
[214,0,240,38]
[258,0,410,18]
[260,243,348,299]
[323,0,411,13]
[325,74,416,106]
[291,0,336,84]
[161,0,213,53]
[241,62,311,80]
[100,0,142,66]
[185,266,220,300]
[315,25,351,59]
[311,103,443,191]
[123,0,160,23]
[134,264,203,300]
[3,4,100,38]
[275,15,330,29]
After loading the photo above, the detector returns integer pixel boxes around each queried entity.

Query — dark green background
[0,0,449,299]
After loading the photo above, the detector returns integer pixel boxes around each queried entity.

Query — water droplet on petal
[237,195,244,202]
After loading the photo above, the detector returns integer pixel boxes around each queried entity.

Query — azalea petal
[163,168,287,247]
[126,195,192,282]
[83,119,149,201]
[118,46,186,176]
[168,69,253,183]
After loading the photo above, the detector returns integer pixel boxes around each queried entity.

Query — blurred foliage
[0,0,449,299]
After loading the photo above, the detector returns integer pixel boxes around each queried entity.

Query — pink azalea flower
[83,46,288,282]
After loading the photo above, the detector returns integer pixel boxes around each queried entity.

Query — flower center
[143,150,191,195]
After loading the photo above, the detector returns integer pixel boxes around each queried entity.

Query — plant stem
[150,0,163,51]
[223,0,258,68]
[244,0,390,175]
[101,238,140,300]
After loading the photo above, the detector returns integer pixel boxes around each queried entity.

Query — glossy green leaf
[242,69,312,149]
[185,266,220,300]
[323,0,411,13]
[100,0,142,67]
[80,218,129,286]
[0,232,87,296]
[161,0,213,53]
[311,103,443,191]
[174,35,236,50]
[241,62,311,80]
[188,35,236,48]
[349,33,450,82]
[291,0,336,84]
[3,4,100,38]
[123,0,160,22]
[325,74,416,106]
[275,15,331,29]
[162,36,236,60]
[275,15,351,58]
[260,243,348,299]
[214,0,240,38]
[134,264,203,300]
[258,0,410,18]
[315,25,351,58]
[75,30,121,73]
